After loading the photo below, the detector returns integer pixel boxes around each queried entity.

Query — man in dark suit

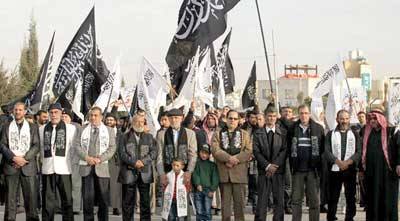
[118,114,156,221]
[0,102,40,221]
[253,107,288,221]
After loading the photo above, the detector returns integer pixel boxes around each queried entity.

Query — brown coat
[211,128,252,184]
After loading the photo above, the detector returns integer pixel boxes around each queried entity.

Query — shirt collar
[299,124,309,133]
[265,126,276,134]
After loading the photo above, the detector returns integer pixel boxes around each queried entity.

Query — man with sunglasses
[359,109,400,221]
[211,110,252,221]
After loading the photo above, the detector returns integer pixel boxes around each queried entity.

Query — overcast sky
[1,0,399,88]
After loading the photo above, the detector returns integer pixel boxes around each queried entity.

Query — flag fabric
[388,81,400,126]
[129,85,139,116]
[137,57,170,136]
[216,29,235,94]
[1,32,56,113]
[52,7,96,99]
[311,60,346,130]
[93,57,121,113]
[166,0,241,94]
[29,32,56,111]
[242,61,257,109]
[341,87,367,124]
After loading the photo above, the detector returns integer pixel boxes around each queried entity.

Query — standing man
[253,107,288,221]
[0,102,40,221]
[104,113,122,216]
[211,110,252,221]
[288,105,325,221]
[156,108,197,217]
[324,110,361,221]
[39,103,77,221]
[74,107,116,221]
[360,110,400,221]
[118,114,156,221]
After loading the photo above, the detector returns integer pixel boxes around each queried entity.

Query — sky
[0,0,399,89]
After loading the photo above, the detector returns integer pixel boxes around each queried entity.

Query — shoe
[112,208,121,216]
[285,207,293,214]
[320,205,328,213]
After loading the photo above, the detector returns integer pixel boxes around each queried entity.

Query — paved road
[1,206,369,220]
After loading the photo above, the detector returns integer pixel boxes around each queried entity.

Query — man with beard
[253,107,288,221]
[289,105,325,221]
[324,110,361,221]
[242,110,259,212]
[118,114,156,221]
[104,113,122,216]
[35,110,49,127]
[211,110,252,221]
[360,110,400,221]
[74,106,116,221]
[39,103,77,221]
[0,102,40,221]
[156,108,197,218]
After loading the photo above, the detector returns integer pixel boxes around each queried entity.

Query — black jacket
[118,130,157,184]
[288,119,325,173]
[253,124,288,174]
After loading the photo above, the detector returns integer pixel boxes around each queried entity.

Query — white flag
[311,59,346,130]
[388,81,400,126]
[93,57,121,112]
[137,57,169,136]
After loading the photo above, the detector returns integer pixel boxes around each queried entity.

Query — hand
[197,185,203,192]
[161,174,169,186]
[248,155,254,161]
[225,162,233,168]
[93,158,101,165]
[183,172,191,185]
[135,160,145,169]
[335,159,348,171]
[267,164,279,175]
[13,163,21,169]
[228,156,240,165]
[266,171,273,177]
[190,101,196,111]
[396,165,400,176]
[207,191,214,198]
[85,156,96,166]
[13,156,28,167]
[358,171,364,180]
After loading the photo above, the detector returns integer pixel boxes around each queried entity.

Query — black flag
[129,85,139,117]
[216,29,235,94]
[166,0,241,94]
[242,61,257,109]
[52,7,96,99]
[1,32,56,113]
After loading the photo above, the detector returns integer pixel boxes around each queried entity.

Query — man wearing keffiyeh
[360,109,400,221]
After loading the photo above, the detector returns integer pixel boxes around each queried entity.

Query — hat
[48,103,62,111]
[62,109,74,119]
[199,144,211,153]
[167,108,183,117]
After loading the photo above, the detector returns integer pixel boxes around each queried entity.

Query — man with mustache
[324,110,361,221]
[118,114,156,221]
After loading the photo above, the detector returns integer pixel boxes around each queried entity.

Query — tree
[0,61,10,105]
[297,92,305,105]
[19,14,39,95]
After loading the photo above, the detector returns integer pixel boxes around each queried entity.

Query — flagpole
[255,0,273,95]
[272,30,279,110]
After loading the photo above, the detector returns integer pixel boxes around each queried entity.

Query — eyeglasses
[228,117,238,121]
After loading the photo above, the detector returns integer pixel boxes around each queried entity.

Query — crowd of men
[0,100,399,221]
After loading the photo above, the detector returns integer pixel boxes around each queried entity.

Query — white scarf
[331,130,356,171]
[8,119,31,156]
[79,123,110,165]
[162,170,187,220]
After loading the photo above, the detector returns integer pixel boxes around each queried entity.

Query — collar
[299,124,309,133]
[265,126,276,133]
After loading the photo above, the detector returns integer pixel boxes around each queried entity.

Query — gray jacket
[74,124,116,178]
[118,129,157,184]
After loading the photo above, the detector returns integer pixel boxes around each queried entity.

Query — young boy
[162,158,190,221]
[192,144,220,221]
